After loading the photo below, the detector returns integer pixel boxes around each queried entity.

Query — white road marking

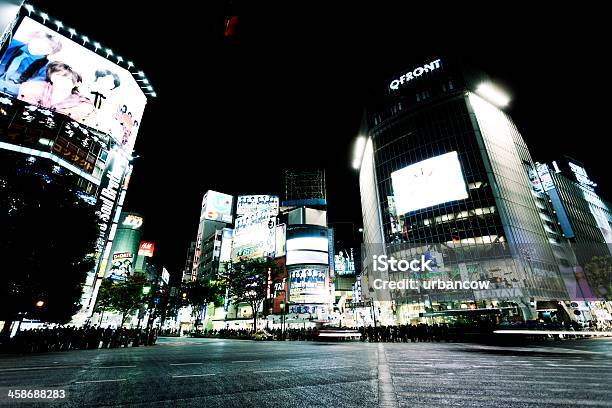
[232,360,260,363]
[253,369,290,373]
[170,362,204,366]
[323,365,354,370]
[0,366,81,371]
[96,365,136,369]
[75,379,126,384]
[546,363,612,368]
[171,374,216,378]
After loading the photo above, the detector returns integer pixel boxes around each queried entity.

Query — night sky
[28,1,610,277]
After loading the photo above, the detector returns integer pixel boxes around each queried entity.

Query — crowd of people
[359,323,469,342]
[189,328,252,339]
[191,323,485,342]
[189,327,319,341]
[5,319,604,353]
[1,326,158,353]
[159,328,181,337]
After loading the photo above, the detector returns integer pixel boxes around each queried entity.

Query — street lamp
[35,300,44,308]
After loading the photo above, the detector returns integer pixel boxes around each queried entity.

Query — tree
[107,274,146,326]
[228,258,280,332]
[585,256,612,300]
[181,278,222,331]
[0,159,98,336]
[161,286,181,321]
[93,278,115,325]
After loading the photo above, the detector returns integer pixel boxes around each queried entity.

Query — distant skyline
[27,1,610,276]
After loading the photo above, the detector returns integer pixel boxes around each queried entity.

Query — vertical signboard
[94,149,127,269]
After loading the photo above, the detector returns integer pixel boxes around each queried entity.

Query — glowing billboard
[109,252,132,281]
[391,151,468,215]
[0,17,146,152]
[219,228,233,263]
[138,241,154,257]
[334,248,356,276]
[231,210,276,262]
[201,190,233,223]
[232,193,279,261]
[121,213,143,229]
[274,224,286,258]
[236,195,279,215]
[288,265,328,304]
[286,225,329,266]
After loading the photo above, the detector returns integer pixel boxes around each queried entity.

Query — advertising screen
[334,248,356,276]
[93,148,127,256]
[0,17,147,152]
[236,195,279,215]
[274,224,286,258]
[109,252,132,281]
[121,213,143,229]
[391,151,468,215]
[219,228,233,263]
[138,241,154,257]
[231,210,276,262]
[288,265,328,304]
[161,267,169,285]
[286,225,329,266]
[201,190,233,223]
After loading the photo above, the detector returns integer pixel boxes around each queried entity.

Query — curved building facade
[357,58,568,323]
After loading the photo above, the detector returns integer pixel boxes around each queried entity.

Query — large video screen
[0,17,146,153]
[288,265,328,304]
[231,210,276,262]
[391,151,468,215]
[286,225,329,266]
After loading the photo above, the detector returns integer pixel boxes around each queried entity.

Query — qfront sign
[389,59,441,91]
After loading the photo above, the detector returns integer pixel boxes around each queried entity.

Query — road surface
[1,336,611,407]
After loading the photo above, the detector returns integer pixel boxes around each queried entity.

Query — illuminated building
[181,241,196,283]
[103,212,144,281]
[355,57,569,322]
[190,190,233,281]
[281,171,333,324]
[532,158,612,304]
[0,4,153,324]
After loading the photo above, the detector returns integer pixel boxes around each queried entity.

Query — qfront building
[355,57,574,324]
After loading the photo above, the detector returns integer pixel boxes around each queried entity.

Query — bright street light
[352,136,366,169]
[475,82,510,107]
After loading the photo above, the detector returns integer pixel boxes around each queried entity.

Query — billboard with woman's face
[0,17,147,153]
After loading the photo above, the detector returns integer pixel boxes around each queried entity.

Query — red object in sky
[224,16,239,37]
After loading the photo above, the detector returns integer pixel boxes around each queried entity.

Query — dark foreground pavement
[0,336,611,408]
